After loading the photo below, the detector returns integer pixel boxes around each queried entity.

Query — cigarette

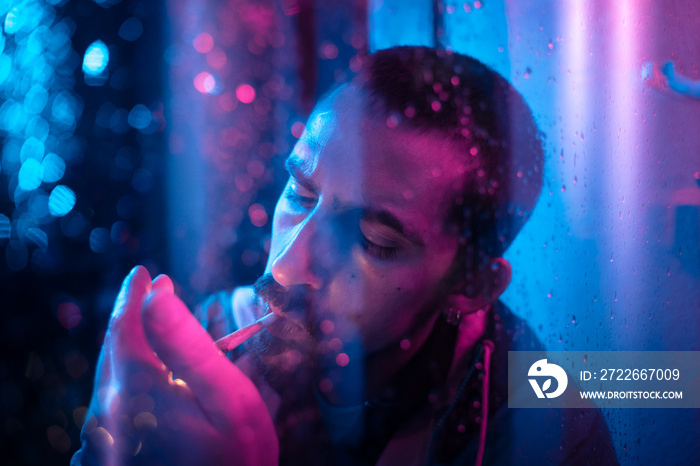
[214,312,278,353]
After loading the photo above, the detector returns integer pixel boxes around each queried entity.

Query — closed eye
[361,237,399,260]
[359,219,402,260]
[285,179,317,209]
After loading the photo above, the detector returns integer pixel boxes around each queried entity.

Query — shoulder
[492,301,546,352]
[484,303,618,465]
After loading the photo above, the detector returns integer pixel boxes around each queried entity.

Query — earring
[446,306,463,326]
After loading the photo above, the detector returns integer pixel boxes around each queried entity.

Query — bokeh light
[248,204,268,227]
[193,32,214,53]
[127,104,152,130]
[89,227,110,253]
[41,153,65,182]
[235,83,255,103]
[194,71,217,94]
[0,0,85,274]
[18,158,44,190]
[118,17,143,42]
[0,214,11,239]
[82,40,109,75]
[48,185,76,217]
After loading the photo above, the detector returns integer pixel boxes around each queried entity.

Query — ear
[488,257,512,299]
[446,257,512,314]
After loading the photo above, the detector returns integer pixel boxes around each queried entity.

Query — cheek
[363,271,439,351]
[380,268,433,311]
[323,254,416,310]
[359,265,435,326]
[358,247,457,326]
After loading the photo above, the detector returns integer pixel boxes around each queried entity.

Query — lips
[264,302,314,343]
[266,316,314,345]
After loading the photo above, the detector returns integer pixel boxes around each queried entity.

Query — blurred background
[0,0,698,464]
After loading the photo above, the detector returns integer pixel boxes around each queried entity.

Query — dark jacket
[198,288,619,466]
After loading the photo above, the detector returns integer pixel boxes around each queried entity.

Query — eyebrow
[284,155,426,249]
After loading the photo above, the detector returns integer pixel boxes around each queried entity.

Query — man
[73,47,617,465]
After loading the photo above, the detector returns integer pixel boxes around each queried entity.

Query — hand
[73,266,278,465]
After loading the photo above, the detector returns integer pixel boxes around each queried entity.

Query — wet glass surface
[1,1,698,464]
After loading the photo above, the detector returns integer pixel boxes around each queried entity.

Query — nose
[271,215,324,290]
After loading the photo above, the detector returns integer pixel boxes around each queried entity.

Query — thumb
[141,291,277,436]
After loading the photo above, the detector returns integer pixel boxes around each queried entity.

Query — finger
[91,265,152,388]
[106,265,163,371]
[87,266,158,457]
[142,291,276,435]
[111,265,152,324]
[152,274,175,294]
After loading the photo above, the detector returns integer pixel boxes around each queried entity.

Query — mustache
[253,273,312,319]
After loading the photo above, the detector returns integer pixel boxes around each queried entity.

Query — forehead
[293,87,468,226]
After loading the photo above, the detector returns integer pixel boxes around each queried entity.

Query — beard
[246,328,320,395]
[248,275,334,464]
[246,273,451,402]
[247,274,321,394]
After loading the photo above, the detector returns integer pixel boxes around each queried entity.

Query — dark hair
[356,46,544,295]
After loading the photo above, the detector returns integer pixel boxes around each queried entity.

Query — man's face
[262,86,468,362]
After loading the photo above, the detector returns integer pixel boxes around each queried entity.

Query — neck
[364,312,443,400]
[316,311,445,407]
